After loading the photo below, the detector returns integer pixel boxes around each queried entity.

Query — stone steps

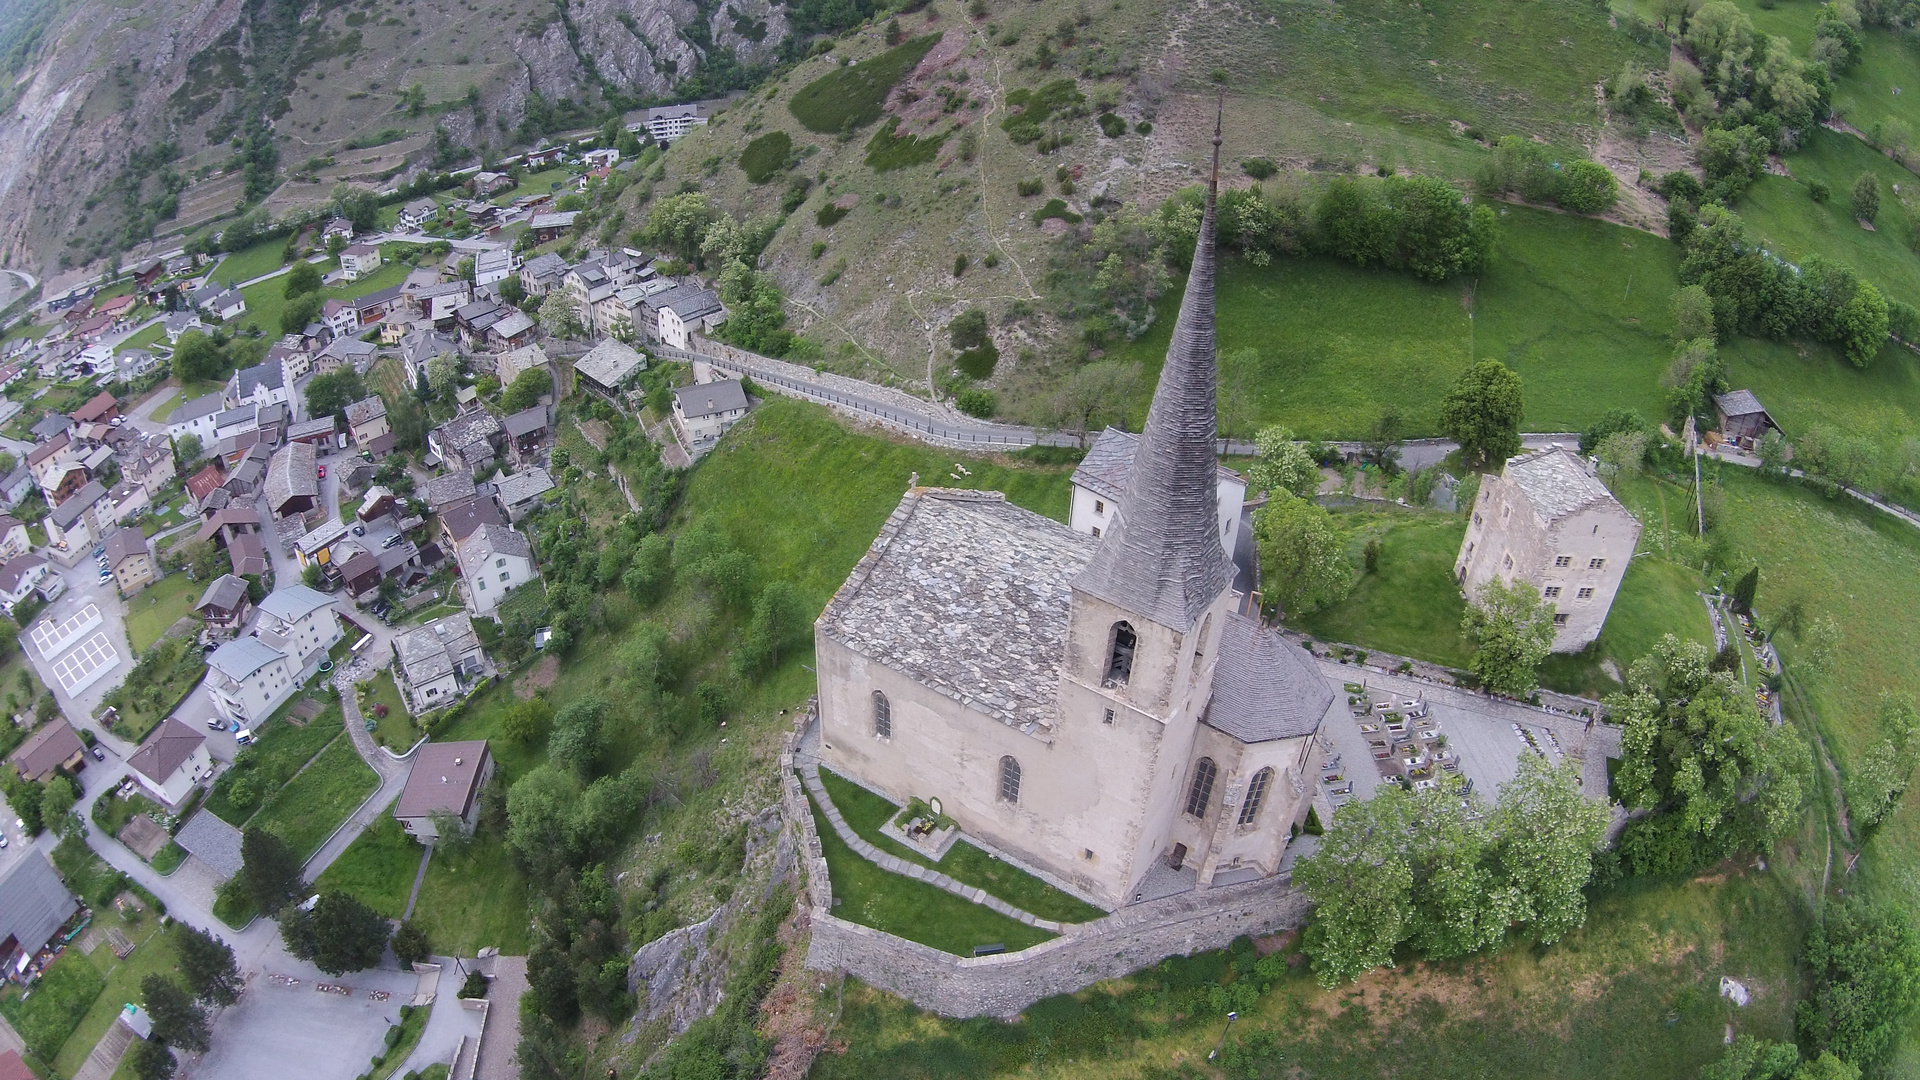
[798,762,1065,933]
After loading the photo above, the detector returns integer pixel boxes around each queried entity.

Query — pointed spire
[1074,104,1232,632]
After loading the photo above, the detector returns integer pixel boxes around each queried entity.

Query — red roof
[0,1049,35,1080]
[73,391,117,423]
[186,464,225,503]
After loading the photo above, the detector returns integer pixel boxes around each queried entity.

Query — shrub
[789,35,941,133]
[738,130,793,183]
[1135,120,1153,135]
[956,389,996,417]
[952,254,968,277]
[864,123,947,172]
[1557,160,1618,214]
[1242,157,1278,179]
[956,341,999,378]
[1031,198,1081,226]
[809,241,827,259]
[1001,78,1086,144]
[1016,177,1043,196]
[815,204,849,228]
[1809,179,1831,202]
[1096,112,1125,137]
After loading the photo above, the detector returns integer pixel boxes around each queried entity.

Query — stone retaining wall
[778,714,1312,1018]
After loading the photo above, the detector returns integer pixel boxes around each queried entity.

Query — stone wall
[779,714,1312,1019]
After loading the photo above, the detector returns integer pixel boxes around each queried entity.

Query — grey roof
[287,416,338,440]
[573,340,646,389]
[0,852,78,962]
[489,312,535,340]
[196,574,251,614]
[265,441,318,511]
[49,480,106,529]
[491,467,554,506]
[394,741,490,820]
[402,330,458,366]
[657,286,723,321]
[207,636,285,681]
[672,379,747,419]
[818,489,1097,734]
[212,406,257,431]
[402,197,437,218]
[501,406,549,439]
[528,211,579,230]
[435,409,503,456]
[174,811,243,879]
[345,396,387,428]
[442,496,506,541]
[423,472,478,510]
[1072,427,1243,503]
[396,613,480,686]
[457,523,532,570]
[234,359,284,397]
[1503,446,1618,523]
[29,411,67,440]
[259,583,334,625]
[0,554,45,594]
[127,717,205,785]
[1203,615,1333,742]
[173,392,225,424]
[522,252,569,280]
[103,528,148,567]
[1073,148,1232,633]
[1714,389,1768,418]
[353,284,405,312]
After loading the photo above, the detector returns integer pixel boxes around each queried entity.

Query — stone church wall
[780,720,1312,1019]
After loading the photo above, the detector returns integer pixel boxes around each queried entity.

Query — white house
[206,637,298,727]
[1070,427,1247,553]
[225,359,289,411]
[457,524,536,615]
[339,244,382,281]
[1455,446,1643,652]
[670,379,748,455]
[392,740,495,841]
[127,719,213,809]
[256,583,344,673]
[163,311,204,343]
[398,198,439,231]
[393,613,487,712]
[321,298,361,338]
[647,285,725,349]
[166,392,225,447]
[636,104,706,143]
[473,249,521,288]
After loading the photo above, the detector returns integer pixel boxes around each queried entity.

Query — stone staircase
[72,1018,135,1080]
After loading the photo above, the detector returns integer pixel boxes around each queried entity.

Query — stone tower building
[813,123,1332,910]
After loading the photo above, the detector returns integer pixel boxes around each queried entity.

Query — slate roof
[265,441,318,509]
[521,252,569,281]
[672,379,747,419]
[1073,140,1231,634]
[287,416,338,441]
[501,406,549,439]
[1503,446,1618,524]
[491,467,554,507]
[1202,615,1333,743]
[1714,389,1768,418]
[457,523,531,572]
[441,496,505,541]
[206,636,284,681]
[28,412,67,441]
[234,359,284,398]
[0,853,77,966]
[434,410,503,458]
[573,340,646,389]
[128,718,205,784]
[174,811,243,878]
[818,489,1098,735]
[345,396,387,428]
[49,481,106,529]
[656,286,723,321]
[395,741,491,820]
[228,531,269,575]
[422,472,478,511]
[396,613,479,686]
[1072,427,1242,504]
[196,574,251,614]
[11,721,83,781]
[172,392,225,424]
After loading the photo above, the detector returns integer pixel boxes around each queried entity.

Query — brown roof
[394,741,491,820]
[440,496,505,542]
[25,431,69,468]
[128,717,205,785]
[186,463,225,503]
[0,1049,35,1080]
[11,721,83,781]
[228,531,269,575]
[72,391,117,423]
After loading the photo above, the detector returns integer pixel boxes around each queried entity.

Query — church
[812,129,1333,911]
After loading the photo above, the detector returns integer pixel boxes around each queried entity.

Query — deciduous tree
[1673,284,1718,343]
[1799,897,1920,1067]
[391,920,431,966]
[1253,493,1352,616]
[283,260,321,298]
[548,698,609,779]
[502,368,552,412]
[1439,360,1524,466]
[304,370,367,422]
[1851,171,1880,222]
[280,891,391,976]
[1247,426,1321,500]
[1462,577,1557,697]
[1843,694,1920,831]
[128,1036,177,1080]
[1491,754,1609,942]
[538,291,585,340]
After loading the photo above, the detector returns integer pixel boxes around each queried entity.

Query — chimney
[454,757,463,765]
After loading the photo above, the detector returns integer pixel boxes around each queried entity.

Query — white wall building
[1069,427,1247,555]
[457,524,536,616]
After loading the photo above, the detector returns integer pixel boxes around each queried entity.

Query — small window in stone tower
[1237,767,1274,826]
[1105,622,1137,685]
[1185,757,1217,818]
[999,756,1022,803]
[872,690,890,738]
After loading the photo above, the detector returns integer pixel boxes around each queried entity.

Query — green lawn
[124,572,201,652]
[498,168,574,205]
[1289,497,1712,696]
[315,814,422,919]
[249,735,379,859]
[805,784,1055,956]
[117,322,167,353]
[210,235,291,286]
[143,389,180,422]
[204,701,344,824]
[369,1004,430,1080]
[0,948,106,1062]
[817,769,1105,924]
[409,833,532,954]
[49,914,175,1079]
[1739,126,1920,303]
[149,841,186,874]
[363,670,416,750]
[234,254,413,338]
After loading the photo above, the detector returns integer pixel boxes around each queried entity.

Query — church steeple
[1073,108,1232,633]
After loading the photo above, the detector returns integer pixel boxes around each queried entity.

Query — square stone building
[1454,446,1642,652]
[814,171,1332,910]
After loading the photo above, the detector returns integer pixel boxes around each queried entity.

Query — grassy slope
[204,704,344,824]
[1741,126,1920,301]
[248,735,379,858]
[410,833,531,954]
[316,814,420,918]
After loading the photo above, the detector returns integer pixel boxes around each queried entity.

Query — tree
[502,368,553,412]
[1490,754,1608,942]
[1672,284,1718,343]
[128,1037,177,1080]
[1462,576,1557,698]
[39,777,75,832]
[426,354,461,400]
[1730,566,1759,614]
[141,975,210,1052]
[1701,1036,1803,1080]
[1254,493,1352,616]
[498,277,527,307]
[548,698,609,780]
[1439,360,1524,466]
[538,291,585,340]
[1612,635,1808,874]
[1594,429,1648,483]
[304,370,367,422]
[502,697,554,746]
[1834,278,1889,369]
[175,926,242,1006]
[280,891,391,976]
[506,765,580,879]
[1663,336,1727,424]
[171,331,227,383]
[173,434,204,469]
[1362,406,1405,471]
[1557,160,1619,214]
[391,920,431,966]
[1043,362,1140,446]
[1843,694,1920,831]
[283,260,321,298]
[735,581,807,679]
[1799,897,1920,1066]
[1293,793,1416,986]
[239,826,304,913]
[281,293,324,335]
[1247,426,1321,500]
[646,192,721,263]
[1580,407,1648,455]
[621,534,673,605]
[1852,171,1880,222]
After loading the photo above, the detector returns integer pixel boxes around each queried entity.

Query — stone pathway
[71,1017,134,1080]
[402,846,432,920]
[472,956,526,1080]
[793,757,1065,933]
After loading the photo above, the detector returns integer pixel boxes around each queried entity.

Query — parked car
[89,745,106,761]
[0,834,8,849]
[206,716,224,730]
[381,534,404,549]
[317,464,327,479]
[351,524,366,536]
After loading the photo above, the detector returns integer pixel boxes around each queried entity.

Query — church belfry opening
[1105,622,1137,686]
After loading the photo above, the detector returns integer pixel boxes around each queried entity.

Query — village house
[167,392,225,446]
[10,720,85,782]
[518,252,570,299]
[265,441,319,519]
[0,516,29,562]
[226,359,290,411]
[192,286,246,322]
[287,415,338,447]
[572,339,646,398]
[429,410,506,474]
[501,407,550,460]
[104,528,157,594]
[470,171,514,197]
[127,718,213,809]
[563,262,621,333]
[353,284,406,326]
[0,853,79,979]
[292,518,351,569]
[212,406,260,446]
[72,391,118,425]
[670,379,749,456]
[163,310,203,343]
[527,211,580,244]
[815,177,1330,907]
[414,280,473,325]
[207,585,340,724]
[321,218,355,242]
[345,396,390,451]
[194,574,254,633]
[650,285,726,349]
[473,249,521,288]
[393,613,489,712]
[0,555,62,609]
[339,244,382,281]
[423,473,478,513]
[400,329,459,391]
[393,740,495,841]
[637,103,706,142]
[457,523,536,616]
[398,198,439,231]
[45,481,107,558]
[1713,390,1781,449]
[496,343,548,388]
[0,465,31,511]
[102,482,150,526]
[321,298,361,338]
[28,433,90,504]
[120,435,178,497]
[316,336,378,375]
[489,466,555,522]
[1455,445,1643,652]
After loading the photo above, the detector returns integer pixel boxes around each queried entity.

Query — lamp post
[1208,1011,1238,1061]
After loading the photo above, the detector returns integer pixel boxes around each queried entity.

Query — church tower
[1055,111,1244,901]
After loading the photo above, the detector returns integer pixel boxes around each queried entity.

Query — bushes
[864,123,947,172]
[789,35,940,133]
[1314,175,1495,282]
[956,389,996,417]
[1096,112,1125,137]
[815,203,849,228]
[1001,79,1086,144]
[1241,157,1277,179]
[1477,136,1619,215]
[738,131,793,183]
[1016,177,1043,196]
[1032,198,1080,226]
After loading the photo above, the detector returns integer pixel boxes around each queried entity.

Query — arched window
[1185,757,1217,818]
[1237,767,1274,827]
[872,690,891,738]
[1105,622,1137,685]
[999,756,1022,803]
